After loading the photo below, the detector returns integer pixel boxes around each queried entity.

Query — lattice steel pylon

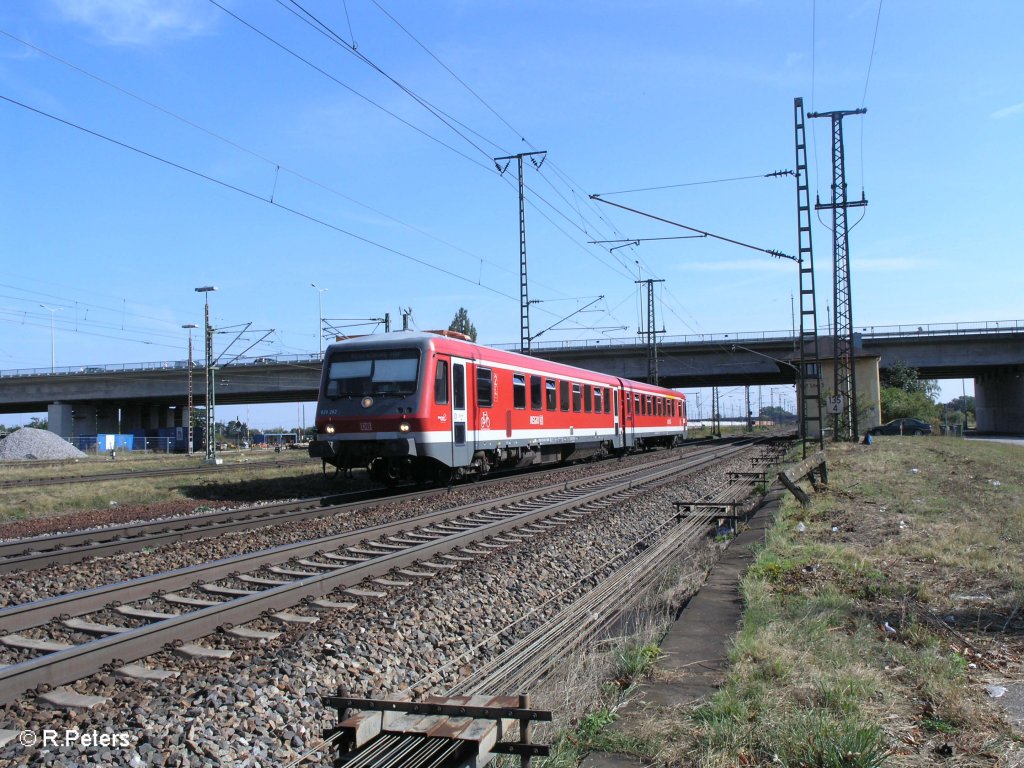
[793,98,824,455]
[808,106,867,442]
[636,278,665,384]
[494,150,546,354]
[711,386,721,438]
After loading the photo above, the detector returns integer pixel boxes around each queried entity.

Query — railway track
[0,438,751,574]
[0,454,309,490]
[0,440,754,707]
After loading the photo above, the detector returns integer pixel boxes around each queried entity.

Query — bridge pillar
[975,369,1024,434]
[47,402,74,438]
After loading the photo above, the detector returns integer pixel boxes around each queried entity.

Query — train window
[583,384,592,413]
[559,380,570,411]
[647,395,652,415]
[513,373,527,409]
[572,383,582,412]
[434,360,449,404]
[593,387,602,413]
[614,390,619,415]
[326,348,419,398]
[530,375,543,410]
[604,387,611,413]
[657,398,663,417]
[546,379,557,410]
[454,363,466,409]
[476,367,492,407]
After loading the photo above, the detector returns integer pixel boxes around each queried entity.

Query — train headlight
[361,397,373,408]
[325,424,336,434]
[399,422,410,433]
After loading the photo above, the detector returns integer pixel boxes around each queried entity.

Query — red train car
[310,331,687,483]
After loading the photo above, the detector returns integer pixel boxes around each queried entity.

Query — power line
[593,171,793,197]
[276,0,505,159]
[207,0,492,171]
[861,0,884,107]
[0,31,569,297]
[0,93,520,303]
[368,0,528,144]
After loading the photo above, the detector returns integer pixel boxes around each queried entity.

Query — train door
[613,389,620,446]
[617,381,634,448]
[450,357,472,468]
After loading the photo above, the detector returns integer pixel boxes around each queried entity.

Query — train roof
[325,331,683,398]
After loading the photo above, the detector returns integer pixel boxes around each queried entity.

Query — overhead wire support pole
[495,150,547,354]
[808,106,867,442]
[794,97,824,457]
[635,279,665,384]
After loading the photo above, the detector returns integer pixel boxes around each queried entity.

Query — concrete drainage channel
[0,440,785,766]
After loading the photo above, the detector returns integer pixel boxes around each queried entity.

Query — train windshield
[325,348,420,398]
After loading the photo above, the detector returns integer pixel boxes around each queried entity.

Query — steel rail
[0,444,750,704]
[0,456,308,490]
[0,445,731,631]
[0,440,749,572]
[0,487,400,572]
[0,448,729,626]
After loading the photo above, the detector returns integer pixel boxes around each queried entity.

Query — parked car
[869,418,933,436]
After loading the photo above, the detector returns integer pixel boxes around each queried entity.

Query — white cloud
[53,0,216,45]
[990,101,1024,120]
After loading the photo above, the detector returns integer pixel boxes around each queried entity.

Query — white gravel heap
[0,428,86,461]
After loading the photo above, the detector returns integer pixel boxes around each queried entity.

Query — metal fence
[3,319,1022,378]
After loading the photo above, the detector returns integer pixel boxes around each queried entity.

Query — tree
[880,360,939,422]
[882,360,939,399]
[448,308,478,342]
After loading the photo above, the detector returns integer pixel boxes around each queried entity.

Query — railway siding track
[0,442,751,707]
[0,441,748,574]
[0,456,308,490]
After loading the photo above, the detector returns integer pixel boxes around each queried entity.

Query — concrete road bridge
[1,319,1021,436]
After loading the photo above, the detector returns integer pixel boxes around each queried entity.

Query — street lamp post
[311,283,328,357]
[194,286,220,465]
[182,323,197,455]
[39,304,63,373]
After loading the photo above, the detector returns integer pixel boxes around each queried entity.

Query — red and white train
[310,331,687,483]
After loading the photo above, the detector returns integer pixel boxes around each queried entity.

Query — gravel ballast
[0,429,86,461]
[0,448,761,766]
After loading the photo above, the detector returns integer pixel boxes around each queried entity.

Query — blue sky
[1,1,1020,426]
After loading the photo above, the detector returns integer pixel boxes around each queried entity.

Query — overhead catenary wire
[0,31,571,297]
[0,94,520,304]
[208,0,646,304]
[593,171,793,197]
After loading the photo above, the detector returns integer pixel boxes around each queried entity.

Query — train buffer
[323,691,551,767]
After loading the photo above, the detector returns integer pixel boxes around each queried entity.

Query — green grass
[651,438,1024,766]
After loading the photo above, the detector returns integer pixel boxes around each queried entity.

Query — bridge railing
[0,353,323,379]
[4,320,1021,378]
[855,319,1024,338]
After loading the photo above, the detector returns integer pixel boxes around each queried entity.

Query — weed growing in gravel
[613,642,661,687]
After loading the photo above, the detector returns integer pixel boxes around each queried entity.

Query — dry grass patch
[650,437,1024,767]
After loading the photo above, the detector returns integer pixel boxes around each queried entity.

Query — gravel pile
[0,428,86,461]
